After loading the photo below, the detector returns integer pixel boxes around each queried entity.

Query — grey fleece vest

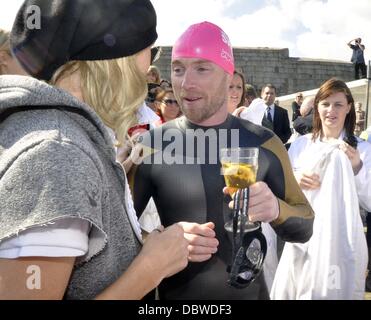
[0,75,142,299]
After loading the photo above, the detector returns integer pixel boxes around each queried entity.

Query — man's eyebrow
[171,60,182,66]
[172,59,212,65]
[192,60,214,66]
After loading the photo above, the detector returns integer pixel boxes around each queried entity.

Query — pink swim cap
[172,21,234,75]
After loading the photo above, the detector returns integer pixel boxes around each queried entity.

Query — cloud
[1,0,370,63]
[296,0,371,61]
[0,0,23,31]
[152,0,371,62]
[152,0,298,56]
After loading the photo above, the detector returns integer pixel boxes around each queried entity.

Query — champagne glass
[220,147,260,233]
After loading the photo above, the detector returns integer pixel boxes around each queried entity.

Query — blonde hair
[147,65,161,84]
[50,54,147,146]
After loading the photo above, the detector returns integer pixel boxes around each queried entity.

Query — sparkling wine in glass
[220,147,260,233]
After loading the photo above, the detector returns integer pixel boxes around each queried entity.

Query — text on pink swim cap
[172,21,235,75]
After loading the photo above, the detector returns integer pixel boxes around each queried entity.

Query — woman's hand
[339,142,363,175]
[117,133,144,173]
[96,224,188,299]
[232,106,247,117]
[294,171,321,190]
[139,224,189,283]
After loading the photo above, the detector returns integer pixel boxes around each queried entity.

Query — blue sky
[1,0,370,62]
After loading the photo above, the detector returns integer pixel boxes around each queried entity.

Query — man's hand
[177,222,219,262]
[223,181,280,223]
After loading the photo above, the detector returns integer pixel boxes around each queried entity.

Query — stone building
[154,46,354,96]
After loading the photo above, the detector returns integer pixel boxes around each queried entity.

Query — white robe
[238,98,266,125]
[270,134,370,300]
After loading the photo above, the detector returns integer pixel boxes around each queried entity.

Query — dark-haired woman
[271,78,370,300]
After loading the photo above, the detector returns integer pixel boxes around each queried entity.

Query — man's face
[262,86,276,106]
[295,94,303,105]
[171,58,230,125]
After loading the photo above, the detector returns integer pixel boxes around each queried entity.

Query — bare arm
[347,39,355,47]
[95,224,188,300]
[0,257,75,300]
[0,225,188,300]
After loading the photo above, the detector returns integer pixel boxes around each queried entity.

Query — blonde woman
[0,0,191,300]
[0,28,27,75]
[50,57,147,147]
[146,64,161,84]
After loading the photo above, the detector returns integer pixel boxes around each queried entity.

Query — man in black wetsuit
[132,21,314,300]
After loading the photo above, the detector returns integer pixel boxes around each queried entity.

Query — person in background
[245,84,258,107]
[293,96,315,136]
[146,65,161,84]
[154,88,181,125]
[271,78,370,299]
[348,38,367,80]
[291,92,303,122]
[0,0,189,300]
[360,125,371,293]
[355,101,366,136]
[261,84,292,144]
[227,70,246,113]
[160,79,172,90]
[232,84,267,129]
[145,82,162,111]
[0,28,27,75]
[132,21,314,300]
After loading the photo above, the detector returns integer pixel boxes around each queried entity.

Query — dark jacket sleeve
[293,114,313,135]
[261,135,314,243]
[291,102,300,121]
[281,108,292,144]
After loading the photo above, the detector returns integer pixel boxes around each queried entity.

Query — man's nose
[181,69,195,90]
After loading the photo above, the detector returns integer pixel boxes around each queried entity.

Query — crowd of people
[0,0,370,300]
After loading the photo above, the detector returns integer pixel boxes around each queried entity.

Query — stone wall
[154,46,354,96]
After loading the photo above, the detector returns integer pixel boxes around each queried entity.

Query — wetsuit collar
[178,114,235,130]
